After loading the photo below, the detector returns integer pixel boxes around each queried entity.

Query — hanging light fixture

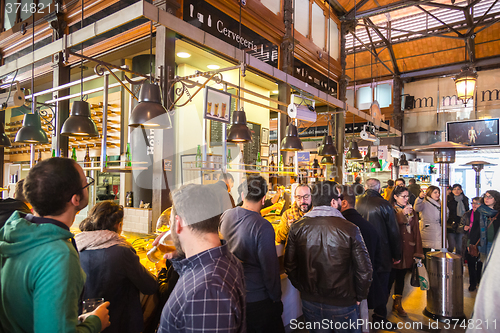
[399,153,409,166]
[0,122,12,147]
[454,67,477,103]
[346,115,362,160]
[16,13,48,144]
[227,109,252,143]
[61,1,99,137]
[15,111,48,144]
[281,123,303,151]
[321,155,333,165]
[129,82,171,128]
[318,135,337,156]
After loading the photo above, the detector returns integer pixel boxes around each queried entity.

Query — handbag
[416,258,429,290]
[410,260,420,287]
[468,214,498,257]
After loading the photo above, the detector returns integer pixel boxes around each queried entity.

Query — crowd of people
[0,157,499,333]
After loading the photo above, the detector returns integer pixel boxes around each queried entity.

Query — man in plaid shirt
[158,184,246,333]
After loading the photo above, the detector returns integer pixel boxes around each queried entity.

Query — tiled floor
[291,264,477,333]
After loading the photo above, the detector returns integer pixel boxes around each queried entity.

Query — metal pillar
[152,23,176,229]
[52,52,70,157]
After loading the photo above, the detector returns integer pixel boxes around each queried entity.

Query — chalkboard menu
[243,121,261,167]
[210,89,237,146]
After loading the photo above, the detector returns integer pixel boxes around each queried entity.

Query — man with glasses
[0,158,110,333]
[275,184,312,244]
[284,181,372,332]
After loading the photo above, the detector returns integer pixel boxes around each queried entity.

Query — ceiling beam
[343,0,463,19]
[416,5,464,37]
[469,0,499,33]
[466,37,476,63]
[408,0,465,11]
[350,31,395,75]
[400,56,500,79]
[345,0,372,19]
[365,18,400,75]
[356,22,465,40]
[474,16,500,34]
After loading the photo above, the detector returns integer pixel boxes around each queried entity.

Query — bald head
[365,178,381,191]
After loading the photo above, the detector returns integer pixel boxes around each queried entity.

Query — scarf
[477,204,499,254]
[304,206,345,219]
[75,230,130,251]
[455,194,466,217]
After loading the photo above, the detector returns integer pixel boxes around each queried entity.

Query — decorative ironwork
[38,104,55,134]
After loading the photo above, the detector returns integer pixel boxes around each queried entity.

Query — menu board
[243,122,261,168]
[210,89,237,146]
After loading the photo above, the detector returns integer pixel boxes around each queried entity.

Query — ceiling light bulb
[176,52,191,58]
[207,65,220,70]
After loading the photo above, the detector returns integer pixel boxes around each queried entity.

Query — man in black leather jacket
[356,178,401,326]
[285,181,372,332]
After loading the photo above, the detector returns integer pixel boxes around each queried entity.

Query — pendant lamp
[61,101,99,136]
[454,68,477,103]
[346,141,362,160]
[129,83,170,128]
[399,153,409,166]
[0,123,12,147]
[318,135,337,156]
[281,124,303,151]
[15,111,48,144]
[227,109,252,143]
[321,155,333,165]
[61,1,99,137]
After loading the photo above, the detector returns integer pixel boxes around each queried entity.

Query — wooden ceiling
[335,0,500,82]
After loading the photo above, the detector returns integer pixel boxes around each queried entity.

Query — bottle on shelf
[288,156,294,169]
[227,149,232,169]
[59,148,64,158]
[279,155,284,172]
[256,152,261,171]
[84,146,91,168]
[71,147,77,161]
[195,145,202,168]
[36,151,42,164]
[269,154,275,172]
[51,149,56,158]
[126,143,132,167]
[105,155,109,168]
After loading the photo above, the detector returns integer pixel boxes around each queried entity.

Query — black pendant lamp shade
[0,122,12,147]
[15,112,49,144]
[129,83,170,128]
[399,153,409,166]
[281,124,303,151]
[227,109,252,143]
[318,135,337,156]
[61,101,99,137]
[346,140,362,160]
[321,155,333,165]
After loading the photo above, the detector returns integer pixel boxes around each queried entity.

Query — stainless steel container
[424,251,466,320]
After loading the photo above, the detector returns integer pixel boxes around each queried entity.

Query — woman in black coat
[75,201,158,333]
[447,184,469,254]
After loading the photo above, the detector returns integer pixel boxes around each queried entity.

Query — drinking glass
[82,298,105,314]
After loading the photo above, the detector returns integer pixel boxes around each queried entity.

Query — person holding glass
[388,186,423,317]
[76,201,158,333]
[414,186,443,259]
[446,184,469,255]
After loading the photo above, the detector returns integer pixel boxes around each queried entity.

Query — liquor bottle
[126,143,132,167]
[256,152,261,171]
[269,154,275,172]
[288,157,294,169]
[59,149,64,158]
[279,155,284,172]
[36,151,42,164]
[195,145,202,168]
[71,147,77,161]
[51,149,56,158]
[227,149,232,169]
[84,146,91,168]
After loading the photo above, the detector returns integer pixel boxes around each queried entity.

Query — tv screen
[447,118,499,147]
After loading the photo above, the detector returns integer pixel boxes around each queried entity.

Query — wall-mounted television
[447,118,499,147]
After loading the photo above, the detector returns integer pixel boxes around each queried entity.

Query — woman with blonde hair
[76,201,158,333]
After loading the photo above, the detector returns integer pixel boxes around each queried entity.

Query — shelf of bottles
[4,92,122,163]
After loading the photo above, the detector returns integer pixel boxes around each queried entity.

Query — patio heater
[415,141,469,321]
[461,161,497,197]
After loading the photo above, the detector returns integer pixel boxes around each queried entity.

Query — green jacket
[0,212,101,333]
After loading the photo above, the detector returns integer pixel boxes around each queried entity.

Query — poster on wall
[204,86,231,124]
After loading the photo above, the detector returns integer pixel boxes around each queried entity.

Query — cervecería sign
[183,0,279,68]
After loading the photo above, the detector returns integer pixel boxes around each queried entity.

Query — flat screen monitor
[446,118,499,147]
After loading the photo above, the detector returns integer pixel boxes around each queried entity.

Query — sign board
[297,151,310,162]
[204,86,231,124]
[163,159,172,172]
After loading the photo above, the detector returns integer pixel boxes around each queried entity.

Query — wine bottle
[36,151,42,164]
[84,146,91,168]
[279,155,284,172]
[256,152,261,171]
[195,145,202,168]
[71,147,77,161]
[227,149,232,169]
[126,143,132,167]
